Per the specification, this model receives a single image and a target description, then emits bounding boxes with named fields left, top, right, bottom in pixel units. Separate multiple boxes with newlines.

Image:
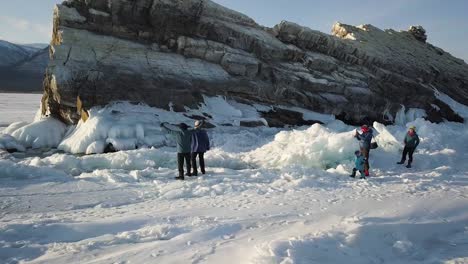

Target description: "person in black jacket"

left=397, top=125, right=420, bottom=168
left=191, top=120, right=210, bottom=176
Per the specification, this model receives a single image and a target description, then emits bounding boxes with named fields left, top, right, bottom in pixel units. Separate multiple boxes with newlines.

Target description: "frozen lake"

left=0, top=93, right=42, bottom=128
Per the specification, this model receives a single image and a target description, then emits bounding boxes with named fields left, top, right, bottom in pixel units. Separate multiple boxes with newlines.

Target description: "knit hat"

left=354, top=150, right=361, bottom=155
left=409, top=125, right=416, bottom=131
left=194, top=120, right=204, bottom=128
left=361, top=125, right=369, bottom=132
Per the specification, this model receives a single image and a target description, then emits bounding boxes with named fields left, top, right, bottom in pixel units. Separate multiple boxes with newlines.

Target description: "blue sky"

left=0, top=0, right=467, bottom=61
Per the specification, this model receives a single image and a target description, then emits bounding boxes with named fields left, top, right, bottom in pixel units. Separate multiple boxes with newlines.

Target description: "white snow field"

left=0, top=93, right=42, bottom=129
left=0, top=93, right=467, bottom=264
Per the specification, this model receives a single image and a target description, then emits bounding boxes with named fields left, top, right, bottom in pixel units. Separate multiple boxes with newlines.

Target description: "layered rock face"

left=43, top=0, right=468, bottom=125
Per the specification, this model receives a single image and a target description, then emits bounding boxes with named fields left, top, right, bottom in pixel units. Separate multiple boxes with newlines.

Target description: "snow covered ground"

left=0, top=93, right=467, bottom=264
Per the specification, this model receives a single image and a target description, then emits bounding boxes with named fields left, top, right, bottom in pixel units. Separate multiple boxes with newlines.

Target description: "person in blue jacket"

left=354, top=124, right=373, bottom=176
left=397, top=125, right=420, bottom=168
left=160, top=122, right=193, bottom=180
left=191, top=120, right=210, bottom=176
left=350, top=150, right=366, bottom=179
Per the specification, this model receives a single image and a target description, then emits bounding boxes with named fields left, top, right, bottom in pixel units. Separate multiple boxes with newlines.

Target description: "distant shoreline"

left=0, top=90, right=43, bottom=94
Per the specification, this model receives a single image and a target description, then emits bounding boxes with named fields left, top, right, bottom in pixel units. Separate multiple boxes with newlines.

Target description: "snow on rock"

left=4, top=97, right=271, bottom=154
left=1, top=122, right=28, bottom=135
left=394, top=106, right=427, bottom=126
left=58, top=102, right=186, bottom=154
left=85, top=140, right=106, bottom=155
left=58, top=113, right=113, bottom=154
left=435, top=90, right=468, bottom=120
left=106, top=138, right=137, bottom=151
left=0, top=134, right=26, bottom=152
left=285, top=106, right=336, bottom=123
left=201, top=96, right=243, bottom=123
left=8, top=117, right=66, bottom=149
left=0, top=96, right=350, bottom=155
left=57, top=99, right=285, bottom=154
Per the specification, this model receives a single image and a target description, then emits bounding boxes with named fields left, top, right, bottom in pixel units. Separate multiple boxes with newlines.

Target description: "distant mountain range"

left=0, top=40, right=49, bottom=93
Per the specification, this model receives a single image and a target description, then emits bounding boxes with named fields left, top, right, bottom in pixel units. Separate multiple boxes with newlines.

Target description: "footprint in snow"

left=222, top=234, right=235, bottom=240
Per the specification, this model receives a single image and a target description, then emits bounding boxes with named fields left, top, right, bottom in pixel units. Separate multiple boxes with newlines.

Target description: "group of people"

left=160, top=120, right=210, bottom=180
left=161, top=120, right=420, bottom=181
left=350, top=124, right=420, bottom=179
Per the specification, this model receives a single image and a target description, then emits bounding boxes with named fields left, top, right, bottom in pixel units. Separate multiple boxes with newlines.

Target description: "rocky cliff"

left=42, top=0, right=468, bottom=125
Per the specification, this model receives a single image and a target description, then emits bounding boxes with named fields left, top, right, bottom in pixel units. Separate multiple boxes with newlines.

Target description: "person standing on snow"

left=160, top=122, right=193, bottom=180
left=191, top=120, right=210, bottom=176
left=397, top=125, right=420, bottom=168
left=354, top=124, right=373, bottom=176
left=350, top=150, right=366, bottom=179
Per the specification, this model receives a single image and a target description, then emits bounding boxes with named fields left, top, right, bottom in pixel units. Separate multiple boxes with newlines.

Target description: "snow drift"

left=1, top=118, right=66, bottom=150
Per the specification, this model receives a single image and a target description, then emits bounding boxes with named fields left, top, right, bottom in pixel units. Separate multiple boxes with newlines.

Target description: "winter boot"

left=364, top=169, right=370, bottom=177
left=397, top=160, right=405, bottom=165
left=175, top=172, right=185, bottom=180
left=349, top=169, right=356, bottom=178
left=406, top=162, right=412, bottom=168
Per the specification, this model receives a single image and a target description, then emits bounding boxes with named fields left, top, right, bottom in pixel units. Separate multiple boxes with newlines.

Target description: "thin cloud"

left=32, top=23, right=51, bottom=38
left=0, top=16, right=31, bottom=31
left=0, top=16, right=51, bottom=43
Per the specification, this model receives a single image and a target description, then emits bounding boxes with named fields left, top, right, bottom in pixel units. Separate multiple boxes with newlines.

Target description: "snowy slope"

left=0, top=41, right=29, bottom=67
left=0, top=40, right=49, bottom=92
left=13, top=47, right=49, bottom=75
left=0, top=93, right=467, bottom=264
left=0, top=40, right=39, bottom=67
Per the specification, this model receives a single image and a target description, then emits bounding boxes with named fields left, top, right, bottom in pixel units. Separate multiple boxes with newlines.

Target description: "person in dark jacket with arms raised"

left=397, top=125, right=420, bottom=168
left=191, top=120, right=210, bottom=176
left=161, top=122, right=193, bottom=180
left=355, top=125, right=373, bottom=177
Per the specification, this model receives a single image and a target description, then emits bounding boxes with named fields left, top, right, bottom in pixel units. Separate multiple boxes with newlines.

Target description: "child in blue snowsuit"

left=350, top=150, right=366, bottom=179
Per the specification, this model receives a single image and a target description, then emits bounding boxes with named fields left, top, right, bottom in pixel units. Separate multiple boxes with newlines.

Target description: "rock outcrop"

left=42, top=0, right=468, bottom=125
